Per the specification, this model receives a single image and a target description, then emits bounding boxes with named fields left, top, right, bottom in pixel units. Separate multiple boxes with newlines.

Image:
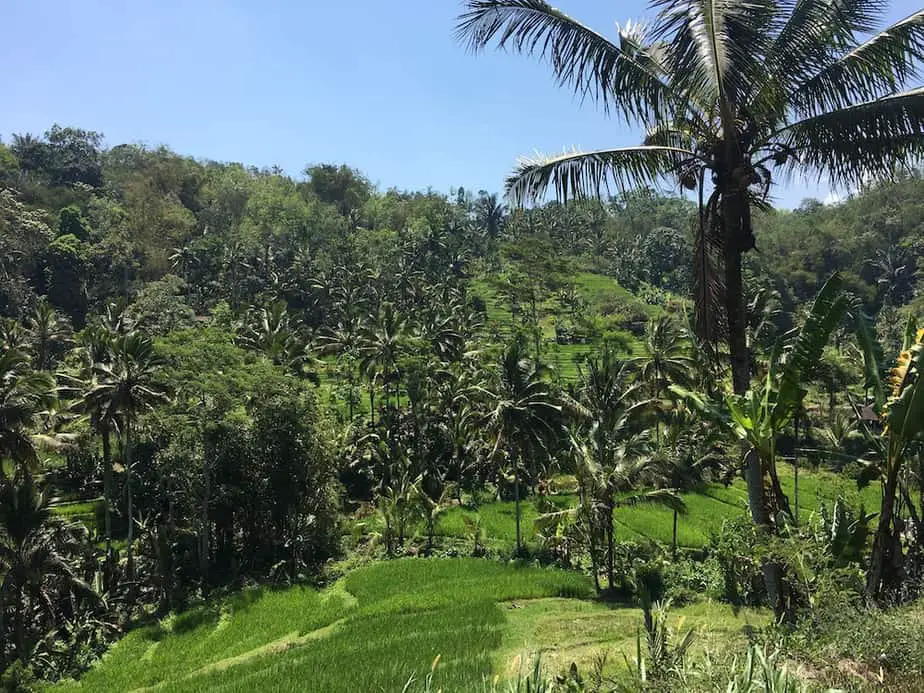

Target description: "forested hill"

left=2, top=126, right=923, bottom=357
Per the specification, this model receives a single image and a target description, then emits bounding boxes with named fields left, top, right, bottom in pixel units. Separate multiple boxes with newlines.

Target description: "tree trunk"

left=514, top=460, right=522, bottom=554
left=606, top=498, right=615, bottom=592
left=867, top=461, right=901, bottom=605
left=15, top=584, right=25, bottom=664
left=200, top=459, right=211, bottom=594
left=369, top=383, right=375, bottom=426
left=724, top=183, right=786, bottom=617
left=102, top=426, right=113, bottom=561
left=672, top=509, right=678, bottom=558
left=723, top=212, right=749, bottom=396
left=125, top=427, right=135, bottom=582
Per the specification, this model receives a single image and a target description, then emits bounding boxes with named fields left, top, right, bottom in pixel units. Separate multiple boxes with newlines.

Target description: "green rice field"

left=55, top=559, right=765, bottom=693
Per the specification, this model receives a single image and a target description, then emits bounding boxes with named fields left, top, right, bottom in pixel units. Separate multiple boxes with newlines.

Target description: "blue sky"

left=2, top=0, right=918, bottom=208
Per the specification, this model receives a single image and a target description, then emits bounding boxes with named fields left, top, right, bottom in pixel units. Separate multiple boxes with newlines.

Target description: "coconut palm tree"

left=71, top=328, right=117, bottom=562
left=480, top=337, right=563, bottom=553
left=0, top=347, right=56, bottom=471
left=457, top=0, right=924, bottom=398
left=572, top=429, right=683, bottom=592
left=474, top=191, right=507, bottom=253
left=657, top=404, right=725, bottom=556
left=0, top=467, right=93, bottom=665
left=84, top=333, right=168, bottom=580
left=359, top=302, right=409, bottom=424
left=25, top=300, right=72, bottom=372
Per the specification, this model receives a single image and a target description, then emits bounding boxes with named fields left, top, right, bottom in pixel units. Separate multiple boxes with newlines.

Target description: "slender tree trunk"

left=125, top=426, right=135, bottom=582
left=867, top=460, right=902, bottom=605
left=369, top=383, right=375, bottom=426
left=514, top=459, right=522, bottom=554
left=793, top=413, right=800, bottom=526
left=102, top=426, right=113, bottom=560
left=15, top=584, right=24, bottom=664
left=0, top=589, right=5, bottom=670
left=200, top=459, right=211, bottom=594
left=724, top=184, right=786, bottom=617
left=672, top=509, right=678, bottom=558
left=606, top=499, right=615, bottom=592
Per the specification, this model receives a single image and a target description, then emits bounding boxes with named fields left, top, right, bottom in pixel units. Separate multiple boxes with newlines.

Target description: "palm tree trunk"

left=867, top=460, right=902, bottom=605
left=0, top=589, right=5, bottom=670
left=369, top=383, right=375, bottom=426
left=125, top=426, right=135, bottom=582
left=14, top=584, right=25, bottom=663
left=724, top=214, right=750, bottom=396
left=724, top=186, right=786, bottom=616
left=606, top=499, right=615, bottom=592
left=514, top=459, right=522, bottom=554
left=200, top=458, right=211, bottom=594
left=672, top=508, right=678, bottom=558
left=102, top=426, right=113, bottom=560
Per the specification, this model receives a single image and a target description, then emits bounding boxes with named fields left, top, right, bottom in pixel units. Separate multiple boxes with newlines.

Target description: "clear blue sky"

left=2, top=0, right=918, bottom=208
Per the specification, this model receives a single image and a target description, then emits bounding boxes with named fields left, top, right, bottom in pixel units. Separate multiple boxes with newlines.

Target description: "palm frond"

left=766, top=0, right=885, bottom=89
left=505, top=146, right=697, bottom=205
left=790, top=10, right=924, bottom=115
left=654, top=0, right=777, bottom=107
left=456, top=0, right=679, bottom=121
left=618, top=488, right=688, bottom=514
left=776, top=87, right=924, bottom=187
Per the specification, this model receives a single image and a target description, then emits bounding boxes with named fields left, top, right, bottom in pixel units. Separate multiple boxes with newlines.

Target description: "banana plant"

left=865, top=324, right=924, bottom=604
left=727, top=274, right=853, bottom=532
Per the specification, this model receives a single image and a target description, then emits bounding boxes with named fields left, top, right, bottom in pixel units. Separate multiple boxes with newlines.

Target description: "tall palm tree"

left=657, top=403, right=725, bottom=556
left=0, top=467, right=93, bottom=665
left=25, top=300, right=72, bottom=372
left=72, top=328, right=117, bottom=561
left=573, top=430, right=683, bottom=592
left=84, top=333, right=168, bottom=580
left=359, top=302, right=409, bottom=423
left=480, top=337, right=563, bottom=552
left=0, top=347, right=56, bottom=471
left=474, top=191, right=507, bottom=253
left=457, top=0, right=924, bottom=397
left=634, top=316, right=693, bottom=398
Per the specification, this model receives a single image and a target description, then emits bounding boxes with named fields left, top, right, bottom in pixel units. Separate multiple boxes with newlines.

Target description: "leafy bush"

left=709, top=517, right=767, bottom=607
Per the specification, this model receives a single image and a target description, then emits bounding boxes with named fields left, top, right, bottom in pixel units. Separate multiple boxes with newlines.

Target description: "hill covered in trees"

left=2, top=126, right=924, bottom=691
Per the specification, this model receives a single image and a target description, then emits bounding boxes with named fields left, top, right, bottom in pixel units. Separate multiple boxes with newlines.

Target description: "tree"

left=480, top=337, right=562, bottom=553
left=865, top=325, right=924, bottom=604
left=25, top=300, right=72, bottom=372
left=0, top=467, right=93, bottom=665
left=456, top=0, right=924, bottom=394
left=474, top=191, right=506, bottom=254
left=657, top=403, right=724, bottom=556
left=359, top=302, right=409, bottom=424
left=566, top=345, right=683, bottom=589
left=84, top=333, right=168, bottom=580
left=572, top=431, right=683, bottom=592
left=724, top=274, right=859, bottom=614
left=0, top=348, right=56, bottom=471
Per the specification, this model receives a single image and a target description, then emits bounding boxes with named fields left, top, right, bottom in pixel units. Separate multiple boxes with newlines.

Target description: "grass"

left=57, top=559, right=763, bottom=693
left=469, top=269, right=648, bottom=383
left=50, top=499, right=102, bottom=531
left=428, top=466, right=882, bottom=551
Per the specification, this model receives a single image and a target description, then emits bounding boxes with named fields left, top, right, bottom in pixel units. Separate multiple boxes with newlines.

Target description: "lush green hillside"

left=55, top=559, right=763, bottom=693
